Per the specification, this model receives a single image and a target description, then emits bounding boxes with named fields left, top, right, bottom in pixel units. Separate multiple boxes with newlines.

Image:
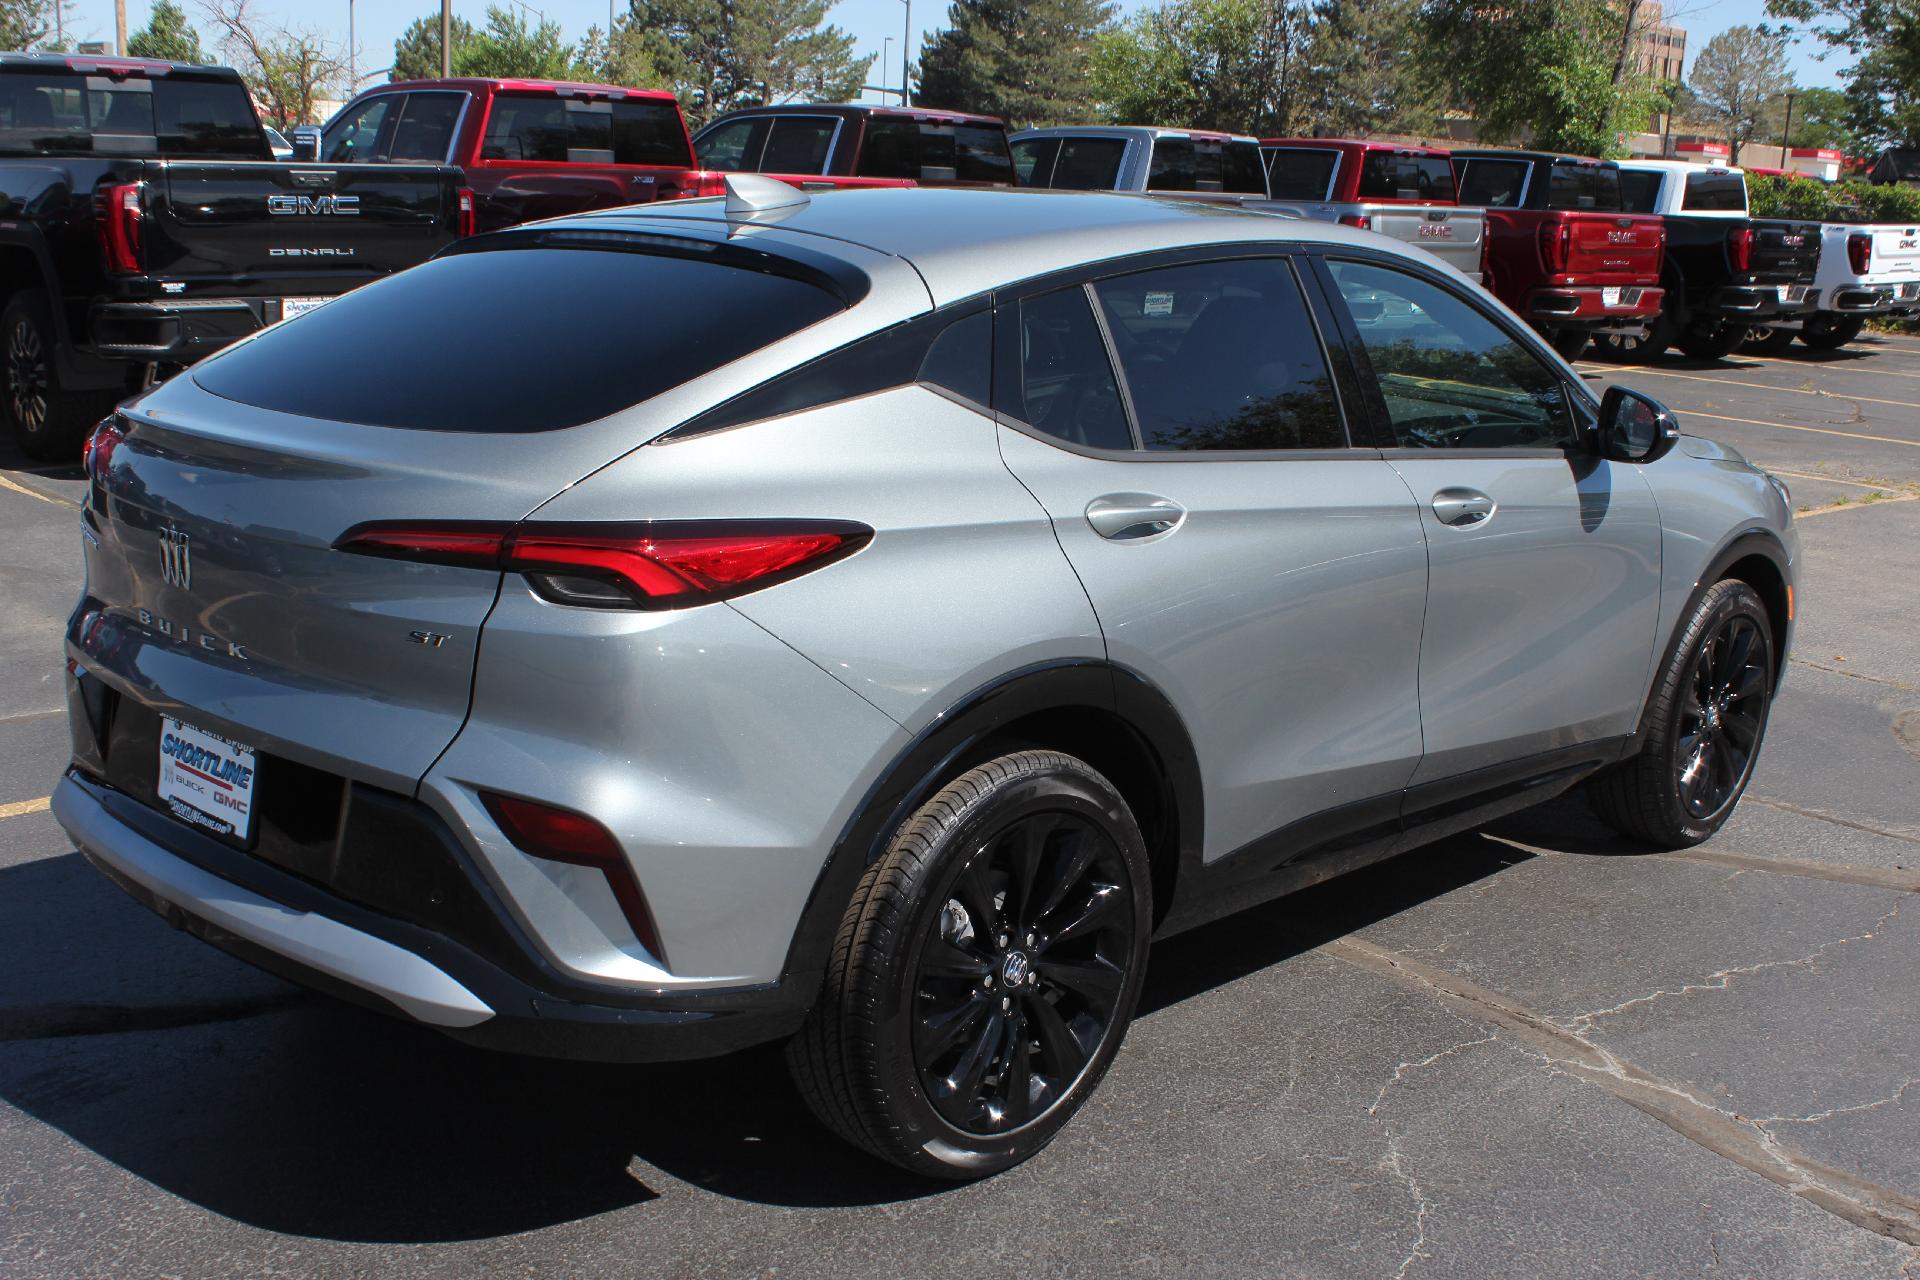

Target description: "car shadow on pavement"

left=0, top=832, right=1538, bottom=1239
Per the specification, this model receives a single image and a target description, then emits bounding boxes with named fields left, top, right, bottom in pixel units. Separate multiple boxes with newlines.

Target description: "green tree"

left=204, top=0, right=344, bottom=128
left=1687, top=25, right=1794, bottom=162
left=625, top=0, right=870, bottom=128
left=0, top=0, right=58, bottom=50
left=460, top=6, right=589, bottom=78
left=915, top=0, right=1113, bottom=126
left=1090, top=0, right=1313, bottom=134
left=1421, top=0, right=1662, bottom=157
left=1767, top=0, right=1920, bottom=148
left=1304, top=0, right=1439, bottom=137
left=392, top=12, right=477, bottom=81
left=575, top=19, right=669, bottom=86
left=128, top=0, right=207, bottom=62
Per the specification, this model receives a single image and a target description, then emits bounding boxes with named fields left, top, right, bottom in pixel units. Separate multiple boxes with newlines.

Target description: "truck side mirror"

left=288, top=127, right=321, bottom=162
left=1598, top=385, right=1680, bottom=463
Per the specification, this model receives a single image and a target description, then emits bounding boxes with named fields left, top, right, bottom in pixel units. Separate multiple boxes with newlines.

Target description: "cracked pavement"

left=3, top=335, right=1920, bottom=1277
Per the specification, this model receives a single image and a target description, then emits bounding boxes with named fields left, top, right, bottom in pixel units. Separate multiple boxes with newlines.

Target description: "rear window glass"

left=1146, top=137, right=1266, bottom=194
left=1682, top=171, right=1748, bottom=212
left=860, top=117, right=1012, bottom=184
left=1546, top=162, right=1621, bottom=211
left=0, top=72, right=265, bottom=160
left=1455, top=158, right=1529, bottom=207
left=1266, top=148, right=1339, bottom=200
left=192, top=247, right=843, bottom=432
left=1355, top=152, right=1455, bottom=202
left=1617, top=169, right=1663, bottom=214
left=481, top=93, right=692, bottom=167
left=1052, top=137, right=1127, bottom=190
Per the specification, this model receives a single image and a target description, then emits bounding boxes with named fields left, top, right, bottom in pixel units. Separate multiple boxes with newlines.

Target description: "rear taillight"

left=677, top=171, right=728, bottom=199
left=82, top=416, right=124, bottom=479
left=99, top=182, right=143, bottom=274
left=335, top=519, right=872, bottom=609
left=1539, top=222, right=1572, bottom=274
left=1847, top=232, right=1871, bottom=275
left=455, top=187, right=477, bottom=237
left=1338, top=214, right=1371, bottom=230
left=1730, top=226, right=1755, bottom=274
left=481, top=792, right=666, bottom=964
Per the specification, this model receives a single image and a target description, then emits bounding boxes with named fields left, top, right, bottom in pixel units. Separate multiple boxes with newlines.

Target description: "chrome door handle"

left=1086, top=494, right=1185, bottom=540
left=1431, top=488, right=1496, bottom=527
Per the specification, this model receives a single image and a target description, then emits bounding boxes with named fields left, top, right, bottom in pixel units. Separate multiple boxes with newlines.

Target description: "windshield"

left=0, top=72, right=267, bottom=160
left=1355, top=152, right=1456, bottom=202
left=1265, top=148, right=1339, bottom=200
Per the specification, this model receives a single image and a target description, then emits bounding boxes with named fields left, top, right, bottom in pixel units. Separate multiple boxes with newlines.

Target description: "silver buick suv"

left=55, top=180, right=1797, bottom=1178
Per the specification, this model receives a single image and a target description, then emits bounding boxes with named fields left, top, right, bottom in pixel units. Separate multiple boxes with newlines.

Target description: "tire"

left=1547, top=327, right=1590, bottom=360
left=786, top=749, right=1153, bottom=1179
left=1799, top=314, right=1865, bottom=351
left=1, top=291, right=117, bottom=462
left=1587, top=579, right=1774, bottom=848
left=1674, top=321, right=1747, bottom=360
left=1593, top=310, right=1674, bottom=363
left=1741, top=326, right=1797, bottom=355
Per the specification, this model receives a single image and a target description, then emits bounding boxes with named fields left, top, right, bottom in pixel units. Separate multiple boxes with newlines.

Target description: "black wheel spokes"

left=913, top=809, right=1135, bottom=1135
left=1677, top=614, right=1769, bottom=819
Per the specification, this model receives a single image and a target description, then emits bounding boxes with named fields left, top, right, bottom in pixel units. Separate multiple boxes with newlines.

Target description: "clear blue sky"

left=58, top=0, right=1850, bottom=98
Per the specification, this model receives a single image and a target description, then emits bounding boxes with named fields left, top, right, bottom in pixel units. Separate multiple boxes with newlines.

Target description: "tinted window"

left=1455, top=158, right=1529, bottom=207
left=1546, top=162, right=1621, bottom=211
left=1266, top=148, right=1339, bottom=200
left=860, top=117, right=1012, bottom=184
left=1093, top=259, right=1343, bottom=451
left=1617, top=169, right=1663, bottom=214
left=387, top=91, right=462, bottom=162
left=1052, top=137, right=1127, bottom=190
left=760, top=116, right=836, bottom=174
left=696, top=117, right=764, bottom=171
left=481, top=94, right=689, bottom=166
left=0, top=73, right=263, bottom=160
left=1012, top=137, right=1058, bottom=186
left=1683, top=171, right=1748, bottom=212
left=612, top=99, right=695, bottom=166
left=1014, top=287, right=1130, bottom=450
left=1328, top=260, right=1575, bottom=450
left=919, top=310, right=992, bottom=404
left=1355, top=152, right=1456, bottom=202
left=320, top=94, right=395, bottom=162
left=1146, top=137, right=1266, bottom=193
left=193, top=248, right=843, bottom=433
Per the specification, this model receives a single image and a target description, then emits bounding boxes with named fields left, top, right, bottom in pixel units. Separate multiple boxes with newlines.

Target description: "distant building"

left=1631, top=2, right=1687, bottom=81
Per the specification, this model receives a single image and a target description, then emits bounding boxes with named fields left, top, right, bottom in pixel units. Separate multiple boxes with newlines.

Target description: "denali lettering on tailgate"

left=266, top=194, right=360, bottom=215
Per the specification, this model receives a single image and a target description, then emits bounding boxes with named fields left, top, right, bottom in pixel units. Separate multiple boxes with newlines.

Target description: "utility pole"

left=901, top=0, right=910, bottom=108
left=441, top=0, right=452, bottom=77
left=348, top=0, right=355, bottom=93
left=114, top=0, right=126, bottom=55
left=1780, top=90, right=1798, bottom=167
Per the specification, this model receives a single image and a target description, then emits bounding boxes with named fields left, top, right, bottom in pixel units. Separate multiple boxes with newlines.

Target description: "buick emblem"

left=158, top=526, right=192, bottom=589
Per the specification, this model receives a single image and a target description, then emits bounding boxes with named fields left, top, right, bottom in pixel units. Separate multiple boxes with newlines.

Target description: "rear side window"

left=1455, top=158, right=1529, bottom=207
left=1683, top=171, right=1748, bottom=212
left=193, top=248, right=843, bottom=432
left=481, top=94, right=693, bottom=167
left=1618, top=169, right=1663, bottom=214
left=761, top=116, right=836, bottom=173
left=860, top=117, right=1013, bottom=184
left=0, top=73, right=264, bottom=160
left=1355, top=152, right=1456, bottom=202
left=1011, top=287, right=1131, bottom=450
left=612, top=99, right=695, bottom=166
left=1547, top=162, right=1621, bottom=211
left=1093, top=259, right=1343, bottom=451
left=1147, top=138, right=1266, bottom=194
left=1266, top=148, right=1339, bottom=200
left=387, top=91, right=463, bottom=162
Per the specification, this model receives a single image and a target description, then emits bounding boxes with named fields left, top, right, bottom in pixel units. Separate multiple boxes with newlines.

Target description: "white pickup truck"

left=1793, top=218, right=1920, bottom=350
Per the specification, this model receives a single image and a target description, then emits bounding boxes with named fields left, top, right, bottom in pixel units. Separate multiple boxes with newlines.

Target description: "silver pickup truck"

left=1011, top=126, right=1487, bottom=284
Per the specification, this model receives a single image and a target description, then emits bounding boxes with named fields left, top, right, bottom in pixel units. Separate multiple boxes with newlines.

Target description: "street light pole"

left=901, top=0, right=910, bottom=108
left=348, top=0, right=355, bottom=95
left=1780, top=90, right=1798, bottom=167
left=441, top=0, right=452, bottom=77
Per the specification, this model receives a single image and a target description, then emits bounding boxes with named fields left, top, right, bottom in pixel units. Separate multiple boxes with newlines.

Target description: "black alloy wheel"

left=1800, top=314, right=1865, bottom=351
left=1673, top=611, right=1770, bottom=822
left=5, top=308, right=49, bottom=436
left=0, top=290, right=118, bottom=461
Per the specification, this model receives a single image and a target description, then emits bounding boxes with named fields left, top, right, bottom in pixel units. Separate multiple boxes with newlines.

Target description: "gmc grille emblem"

left=267, top=193, right=360, bottom=216
left=158, top=526, right=191, bottom=589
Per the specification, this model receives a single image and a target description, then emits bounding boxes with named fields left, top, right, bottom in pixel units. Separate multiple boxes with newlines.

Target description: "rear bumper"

left=1820, top=280, right=1920, bottom=315
left=53, top=769, right=809, bottom=1062
left=1703, top=284, right=1816, bottom=322
left=87, top=298, right=275, bottom=364
left=1524, top=285, right=1664, bottom=325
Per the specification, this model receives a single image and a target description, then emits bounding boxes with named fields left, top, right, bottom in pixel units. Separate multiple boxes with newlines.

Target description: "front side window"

left=1328, top=259, right=1576, bottom=450
left=696, top=117, right=764, bottom=171
left=1093, top=259, right=1343, bottom=451
left=1682, top=171, right=1747, bottom=212
left=387, top=91, right=463, bottom=162
left=1014, top=286, right=1131, bottom=450
left=320, top=94, right=396, bottom=163
left=1266, top=148, right=1340, bottom=200
left=760, top=116, right=836, bottom=174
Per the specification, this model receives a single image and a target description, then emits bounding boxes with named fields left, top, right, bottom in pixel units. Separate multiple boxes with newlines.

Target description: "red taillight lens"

left=335, top=519, right=872, bottom=608
left=481, top=792, right=666, bottom=964
left=1730, top=227, right=1755, bottom=273
left=99, top=181, right=143, bottom=274
left=675, top=171, right=728, bottom=199
left=82, top=416, right=124, bottom=479
left=455, top=186, right=477, bottom=237
left=1847, top=232, right=1871, bottom=275
left=1539, top=222, right=1572, bottom=274
left=1338, top=214, right=1371, bottom=230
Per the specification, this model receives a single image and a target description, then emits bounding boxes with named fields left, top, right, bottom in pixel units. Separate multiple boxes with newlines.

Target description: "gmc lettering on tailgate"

left=266, top=194, right=360, bottom=216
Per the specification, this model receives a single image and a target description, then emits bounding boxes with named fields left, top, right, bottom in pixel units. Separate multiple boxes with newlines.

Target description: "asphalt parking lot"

left=2, top=333, right=1918, bottom=1279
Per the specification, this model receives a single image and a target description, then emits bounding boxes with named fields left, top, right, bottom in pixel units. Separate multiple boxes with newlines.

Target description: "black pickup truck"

left=0, top=53, right=467, bottom=458
left=1607, top=161, right=1822, bottom=361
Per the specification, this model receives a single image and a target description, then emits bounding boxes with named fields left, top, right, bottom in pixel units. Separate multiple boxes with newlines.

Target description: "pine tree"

left=627, top=0, right=870, bottom=129
left=916, top=0, right=1114, bottom=127
left=127, top=0, right=207, bottom=63
left=392, top=12, right=477, bottom=81
left=1305, top=0, right=1438, bottom=137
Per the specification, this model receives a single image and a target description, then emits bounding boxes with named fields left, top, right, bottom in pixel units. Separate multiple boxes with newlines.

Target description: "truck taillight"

left=99, top=182, right=143, bottom=274
left=1538, top=223, right=1571, bottom=274
left=678, top=171, right=728, bottom=199
left=1729, top=227, right=1755, bottom=273
left=1847, top=232, right=1871, bottom=275
left=1338, top=214, right=1371, bottom=230
left=455, top=187, right=477, bottom=237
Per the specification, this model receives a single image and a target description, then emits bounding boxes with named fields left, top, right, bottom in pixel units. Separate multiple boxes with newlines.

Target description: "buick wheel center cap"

left=1001, top=951, right=1031, bottom=987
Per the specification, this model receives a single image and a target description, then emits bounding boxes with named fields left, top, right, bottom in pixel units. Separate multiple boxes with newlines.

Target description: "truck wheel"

left=1593, top=311, right=1674, bottom=363
left=1741, top=326, right=1797, bottom=355
left=1799, top=315, right=1865, bottom=351
left=786, top=750, right=1152, bottom=1179
left=1547, top=328, right=1590, bottom=360
left=1674, top=321, right=1746, bottom=361
left=2, top=291, right=117, bottom=462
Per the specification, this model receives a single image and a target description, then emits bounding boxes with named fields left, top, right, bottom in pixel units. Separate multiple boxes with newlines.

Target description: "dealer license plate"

left=281, top=296, right=330, bottom=321
left=1602, top=287, right=1621, bottom=307
left=157, top=718, right=257, bottom=841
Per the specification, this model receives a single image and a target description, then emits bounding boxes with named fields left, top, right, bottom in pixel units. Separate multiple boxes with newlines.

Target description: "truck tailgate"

left=1365, top=206, right=1486, bottom=280
left=1868, top=224, right=1920, bottom=279
left=1747, top=219, right=1822, bottom=283
left=150, top=161, right=460, bottom=285
left=1562, top=214, right=1663, bottom=283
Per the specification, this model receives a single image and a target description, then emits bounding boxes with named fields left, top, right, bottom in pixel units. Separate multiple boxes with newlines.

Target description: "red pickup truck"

left=303, top=78, right=710, bottom=233
left=1449, top=150, right=1667, bottom=359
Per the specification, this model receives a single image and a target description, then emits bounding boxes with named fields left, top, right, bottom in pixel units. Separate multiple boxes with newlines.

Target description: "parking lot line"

left=0, top=796, right=51, bottom=820
left=1795, top=493, right=1920, bottom=518
left=1766, top=468, right=1907, bottom=490
left=1577, top=363, right=1920, bottom=410
left=1747, top=795, right=1920, bottom=846
left=1489, top=833, right=1920, bottom=894
left=0, top=472, right=73, bottom=507
left=1665, top=408, right=1920, bottom=447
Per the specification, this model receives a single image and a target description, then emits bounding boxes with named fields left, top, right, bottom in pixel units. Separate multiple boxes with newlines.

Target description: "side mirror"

left=288, top=126, right=321, bottom=162
left=1598, top=385, right=1680, bottom=463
